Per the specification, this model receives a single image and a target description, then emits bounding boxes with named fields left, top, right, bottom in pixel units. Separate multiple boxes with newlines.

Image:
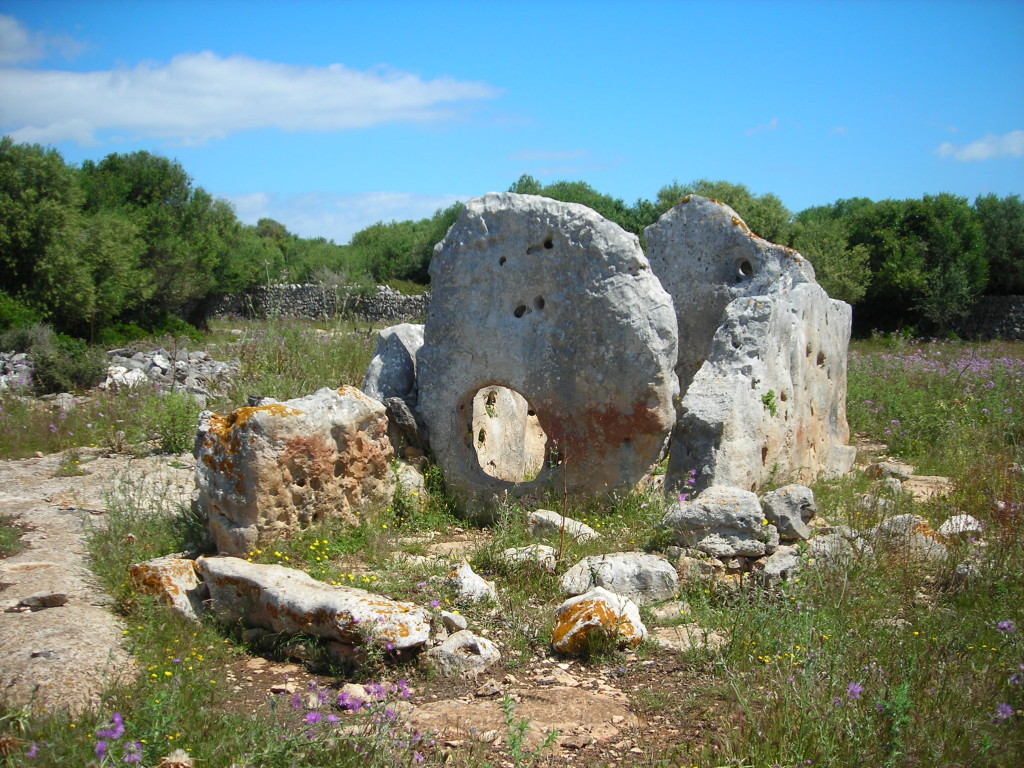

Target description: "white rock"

left=526, top=509, right=600, bottom=542
left=447, top=562, right=497, bottom=603
left=439, top=610, right=468, bottom=633
left=197, top=556, right=430, bottom=651
left=129, top=556, right=206, bottom=622
left=424, top=630, right=501, bottom=677
left=418, top=193, right=678, bottom=508
left=194, top=386, right=394, bottom=555
left=559, top=552, right=678, bottom=606
left=662, top=485, right=778, bottom=557
left=938, top=514, right=983, bottom=537
left=361, top=323, right=424, bottom=403
left=500, top=544, right=559, bottom=573
left=646, top=196, right=856, bottom=494
left=760, top=484, right=817, bottom=541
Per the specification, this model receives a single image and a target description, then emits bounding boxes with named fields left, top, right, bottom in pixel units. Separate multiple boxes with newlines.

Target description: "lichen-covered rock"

left=760, top=484, right=817, bottom=541
left=645, top=196, right=855, bottom=494
left=559, top=552, right=678, bottom=606
left=423, top=630, right=501, bottom=677
left=129, top=556, right=206, bottom=621
left=196, top=556, right=430, bottom=651
left=551, top=587, right=647, bottom=655
left=194, top=386, right=394, bottom=555
left=418, top=193, right=678, bottom=509
left=661, top=485, right=778, bottom=558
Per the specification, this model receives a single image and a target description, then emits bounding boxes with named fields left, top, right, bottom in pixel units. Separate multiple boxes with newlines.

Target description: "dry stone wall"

left=211, top=284, right=429, bottom=323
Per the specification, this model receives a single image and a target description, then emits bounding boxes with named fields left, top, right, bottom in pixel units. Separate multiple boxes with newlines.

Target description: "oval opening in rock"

left=469, top=385, right=548, bottom=483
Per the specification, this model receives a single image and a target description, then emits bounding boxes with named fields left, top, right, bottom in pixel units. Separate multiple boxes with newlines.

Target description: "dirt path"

left=0, top=450, right=194, bottom=714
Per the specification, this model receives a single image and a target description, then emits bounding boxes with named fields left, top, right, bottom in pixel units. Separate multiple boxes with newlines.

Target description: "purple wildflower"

left=123, top=741, right=143, bottom=764
left=994, top=703, right=1013, bottom=722
left=95, top=740, right=108, bottom=760
left=414, top=752, right=425, bottom=763
left=430, top=600, right=440, bottom=608
left=291, top=693, right=301, bottom=710
left=305, top=711, right=323, bottom=725
left=25, top=742, right=38, bottom=759
left=846, top=682, right=864, bottom=700
left=997, top=620, right=1016, bottom=634
left=832, top=696, right=842, bottom=706
left=97, top=712, right=126, bottom=740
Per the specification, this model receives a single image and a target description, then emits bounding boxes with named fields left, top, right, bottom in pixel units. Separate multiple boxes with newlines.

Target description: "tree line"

left=1, top=137, right=1021, bottom=341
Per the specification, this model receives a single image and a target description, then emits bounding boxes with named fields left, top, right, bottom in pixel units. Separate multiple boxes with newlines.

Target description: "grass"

left=0, top=326, right=1021, bottom=766
left=0, top=514, right=27, bottom=559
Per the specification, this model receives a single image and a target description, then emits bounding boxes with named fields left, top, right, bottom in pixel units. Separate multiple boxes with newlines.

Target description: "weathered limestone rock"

left=760, top=484, right=817, bottom=541
left=645, top=196, right=856, bottom=494
left=938, top=514, right=983, bottom=538
left=551, top=587, right=647, bottom=655
left=500, top=544, right=559, bottom=573
left=129, top=556, right=207, bottom=621
left=361, top=323, right=424, bottom=404
left=650, top=624, right=726, bottom=653
left=418, top=193, right=678, bottom=508
left=447, top=562, right=498, bottom=603
left=559, top=552, right=678, bottom=606
left=197, top=556, right=430, bottom=651
left=752, top=544, right=802, bottom=584
left=423, top=630, right=501, bottom=677
left=661, top=485, right=778, bottom=558
left=194, top=386, right=394, bottom=555
left=871, top=514, right=948, bottom=562
left=526, top=509, right=600, bottom=542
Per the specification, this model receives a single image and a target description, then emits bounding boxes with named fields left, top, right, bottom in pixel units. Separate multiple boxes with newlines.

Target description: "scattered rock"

left=527, top=509, right=600, bottom=542
left=661, top=485, right=778, bottom=557
left=647, top=600, right=692, bottom=623
left=361, top=323, right=424, bottom=404
left=938, top=514, right=983, bottom=538
left=650, top=624, right=726, bottom=653
left=447, top=562, right=498, bottom=603
left=760, top=484, right=817, bottom=541
left=752, top=544, right=802, bottom=583
left=423, top=630, right=501, bottom=677
left=559, top=552, right=678, bottom=606
left=129, top=556, right=207, bottom=621
left=871, top=514, right=947, bottom=562
left=439, top=610, right=468, bottom=633
left=551, top=587, right=647, bottom=655
left=866, top=461, right=913, bottom=480
left=500, top=544, right=558, bottom=573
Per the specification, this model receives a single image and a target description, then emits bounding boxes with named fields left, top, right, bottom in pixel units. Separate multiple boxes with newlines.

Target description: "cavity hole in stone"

left=534, top=296, right=545, bottom=310
left=469, top=385, right=547, bottom=483
left=499, top=256, right=507, bottom=266
left=806, top=343, right=813, bottom=356
left=737, top=259, right=754, bottom=280
left=816, top=351, right=826, bottom=367
left=514, top=305, right=531, bottom=318
left=780, top=391, right=788, bottom=401
left=761, top=445, right=768, bottom=465
left=544, top=237, right=554, bottom=249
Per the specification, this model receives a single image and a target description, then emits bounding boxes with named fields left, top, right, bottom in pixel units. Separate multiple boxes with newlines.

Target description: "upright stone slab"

left=418, top=193, right=678, bottom=508
left=195, top=386, right=394, bottom=555
left=645, top=196, right=856, bottom=493
left=362, top=323, right=424, bottom=404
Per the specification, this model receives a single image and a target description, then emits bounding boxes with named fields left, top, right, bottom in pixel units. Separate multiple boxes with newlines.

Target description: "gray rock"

left=871, top=514, right=947, bottom=562
left=646, top=195, right=856, bottom=494
left=661, top=485, right=778, bottom=557
left=447, top=562, right=497, bottom=603
left=559, top=552, right=678, bottom=606
left=752, top=544, right=801, bottom=583
left=760, top=484, right=817, bottom=541
left=362, top=323, right=424, bottom=404
left=439, top=610, right=468, bottom=633
left=526, top=509, right=599, bottom=543
left=500, top=544, right=558, bottom=573
left=938, top=514, right=983, bottom=538
left=417, top=193, right=678, bottom=509
left=424, top=630, right=501, bottom=677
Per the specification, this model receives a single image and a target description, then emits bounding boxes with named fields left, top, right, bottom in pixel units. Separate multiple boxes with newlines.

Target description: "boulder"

left=194, top=386, right=394, bottom=555
left=760, top=484, right=817, bottom=541
left=500, top=544, right=559, bottom=573
left=871, top=514, right=947, bottom=562
left=645, top=196, right=856, bottom=494
left=361, top=323, right=424, bottom=404
left=423, top=630, right=501, bottom=677
left=752, top=544, right=801, bottom=584
left=129, top=556, right=207, bottom=621
left=559, top=552, right=678, bottom=606
left=447, top=562, right=498, bottom=603
left=417, top=193, right=678, bottom=509
left=661, top=485, right=778, bottom=558
left=938, top=514, right=983, bottom=538
left=551, top=587, right=647, bottom=655
left=196, top=556, right=430, bottom=651
left=526, top=509, right=599, bottom=542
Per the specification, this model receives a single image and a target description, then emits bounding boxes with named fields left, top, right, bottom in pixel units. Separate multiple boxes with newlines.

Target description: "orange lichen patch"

left=730, top=215, right=752, bottom=236
left=552, top=598, right=640, bottom=654
left=129, top=559, right=199, bottom=602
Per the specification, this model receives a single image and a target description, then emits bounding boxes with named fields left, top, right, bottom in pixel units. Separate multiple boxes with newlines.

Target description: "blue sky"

left=1, top=0, right=1021, bottom=244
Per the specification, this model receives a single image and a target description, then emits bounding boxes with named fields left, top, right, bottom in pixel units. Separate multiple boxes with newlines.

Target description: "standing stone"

left=362, top=323, right=424, bottom=404
left=645, top=196, right=856, bottom=494
left=418, top=193, right=678, bottom=510
left=194, top=386, right=394, bottom=555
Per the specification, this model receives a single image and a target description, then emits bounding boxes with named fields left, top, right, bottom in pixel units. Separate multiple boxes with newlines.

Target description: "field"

left=0, top=321, right=1021, bottom=767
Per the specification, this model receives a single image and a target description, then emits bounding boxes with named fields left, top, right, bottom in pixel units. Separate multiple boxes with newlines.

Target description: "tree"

left=974, top=194, right=1024, bottom=295
left=656, top=179, right=793, bottom=243
left=790, top=212, right=871, bottom=305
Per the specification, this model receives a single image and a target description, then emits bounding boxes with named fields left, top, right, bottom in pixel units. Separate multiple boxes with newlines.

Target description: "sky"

left=1, top=0, right=1022, bottom=244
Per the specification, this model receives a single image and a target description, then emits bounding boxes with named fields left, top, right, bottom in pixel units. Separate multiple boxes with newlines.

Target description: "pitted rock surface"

left=417, top=193, right=678, bottom=508
left=646, top=195, right=855, bottom=493
left=194, top=386, right=394, bottom=555
left=197, top=556, right=431, bottom=651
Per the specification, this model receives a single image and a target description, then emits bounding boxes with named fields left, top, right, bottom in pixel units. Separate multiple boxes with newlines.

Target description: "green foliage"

left=657, top=178, right=794, bottom=243
left=347, top=203, right=463, bottom=284
left=0, top=513, right=27, bottom=559
left=0, top=323, right=106, bottom=394
left=974, top=193, right=1024, bottom=295
left=0, top=289, right=39, bottom=331
left=790, top=211, right=872, bottom=304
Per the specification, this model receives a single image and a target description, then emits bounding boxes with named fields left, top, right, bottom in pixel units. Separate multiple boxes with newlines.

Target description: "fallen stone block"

left=527, top=509, right=599, bottom=542
left=194, top=386, right=394, bottom=555
left=196, top=556, right=431, bottom=652
left=129, top=555, right=207, bottom=622
left=423, top=630, right=501, bottom=677
left=447, top=562, right=498, bottom=603
left=662, top=485, right=778, bottom=558
left=500, top=544, right=558, bottom=573
left=551, top=587, right=647, bottom=655
left=559, top=552, right=678, bottom=606
left=760, top=484, right=817, bottom=541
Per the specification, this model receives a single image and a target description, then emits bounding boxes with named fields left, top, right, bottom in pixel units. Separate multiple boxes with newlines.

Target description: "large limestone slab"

left=194, top=386, right=394, bottom=555
left=418, top=193, right=678, bottom=508
left=645, top=195, right=856, bottom=493
left=361, top=322, right=424, bottom=404
left=197, top=556, right=431, bottom=651
left=559, top=552, right=679, bottom=606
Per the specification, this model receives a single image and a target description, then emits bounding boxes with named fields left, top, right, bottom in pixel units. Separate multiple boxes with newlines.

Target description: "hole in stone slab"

left=737, top=259, right=754, bottom=281
left=468, top=385, right=548, bottom=482
left=780, top=391, right=788, bottom=401
left=533, top=296, right=545, bottom=310
left=816, top=351, right=826, bottom=368
left=761, top=445, right=768, bottom=465
left=514, top=305, right=531, bottom=318
left=806, top=343, right=813, bottom=357
left=499, top=256, right=507, bottom=266
left=544, top=237, right=554, bottom=249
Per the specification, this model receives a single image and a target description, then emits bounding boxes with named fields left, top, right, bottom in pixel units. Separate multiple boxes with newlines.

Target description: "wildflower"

left=123, top=741, right=143, bottom=763
left=25, top=742, right=38, bottom=759
left=304, top=711, right=323, bottom=725
left=95, top=740, right=108, bottom=760
left=291, top=693, right=301, bottom=710
left=846, top=682, right=864, bottom=699
left=993, top=702, right=1013, bottom=722
left=413, top=752, right=424, bottom=763
left=430, top=600, right=440, bottom=608
left=97, top=712, right=126, bottom=740
left=997, top=620, right=1016, bottom=634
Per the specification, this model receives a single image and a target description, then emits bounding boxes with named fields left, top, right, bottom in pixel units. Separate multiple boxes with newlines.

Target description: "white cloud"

left=935, top=130, right=1024, bottom=162
left=226, top=190, right=467, bottom=244
left=746, top=117, right=779, bottom=136
left=0, top=50, right=499, bottom=146
left=0, top=15, right=85, bottom=65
